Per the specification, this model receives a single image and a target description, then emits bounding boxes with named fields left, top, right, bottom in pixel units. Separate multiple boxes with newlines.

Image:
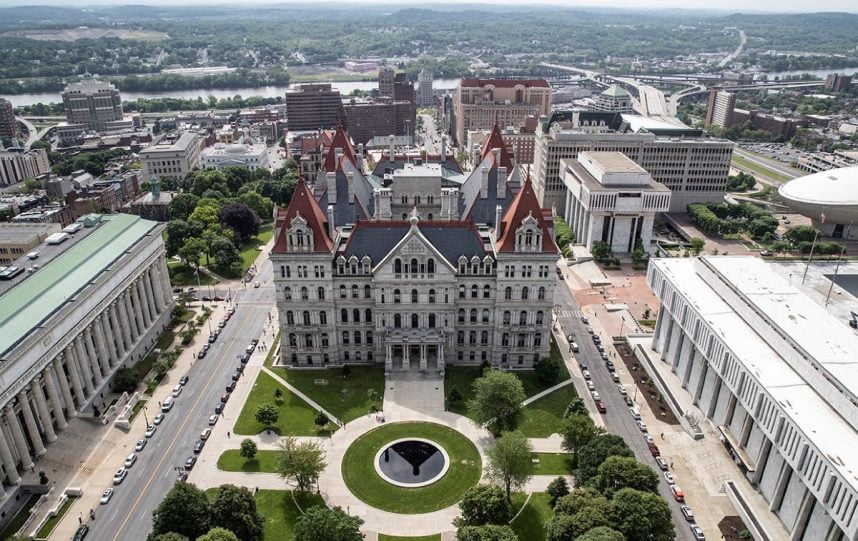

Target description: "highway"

left=88, top=263, right=275, bottom=541
left=553, top=272, right=696, bottom=541
left=734, top=148, right=800, bottom=182
left=718, top=30, right=747, bottom=68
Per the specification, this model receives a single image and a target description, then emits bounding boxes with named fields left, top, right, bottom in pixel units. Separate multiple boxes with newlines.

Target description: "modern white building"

left=0, top=213, right=172, bottom=503
left=561, top=152, right=670, bottom=253
left=778, top=166, right=858, bottom=240
left=648, top=256, right=858, bottom=541
left=201, top=140, right=270, bottom=171
left=139, top=132, right=201, bottom=181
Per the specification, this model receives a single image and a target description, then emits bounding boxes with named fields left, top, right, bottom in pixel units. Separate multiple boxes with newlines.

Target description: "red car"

left=648, top=443, right=661, bottom=457
left=595, top=401, right=607, bottom=413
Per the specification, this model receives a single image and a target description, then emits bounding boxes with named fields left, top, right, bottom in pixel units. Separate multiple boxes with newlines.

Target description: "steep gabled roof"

left=321, top=124, right=357, bottom=173
left=479, top=123, right=514, bottom=171
left=272, top=177, right=332, bottom=253
left=496, top=173, right=556, bottom=253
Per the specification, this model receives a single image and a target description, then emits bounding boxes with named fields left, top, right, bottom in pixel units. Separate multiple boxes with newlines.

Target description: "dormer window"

left=287, top=214, right=313, bottom=253
left=514, top=214, right=541, bottom=253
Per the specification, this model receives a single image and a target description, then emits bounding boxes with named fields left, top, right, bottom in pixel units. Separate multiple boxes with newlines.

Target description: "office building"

left=705, top=90, right=737, bottom=129
left=272, top=124, right=557, bottom=370
left=139, top=132, right=201, bottom=181
left=732, top=109, right=806, bottom=141
left=0, top=214, right=172, bottom=505
left=454, top=78, right=551, bottom=147
left=533, top=111, right=734, bottom=212
left=10, top=204, right=74, bottom=226
left=61, top=75, right=124, bottom=132
left=560, top=152, right=670, bottom=253
left=0, top=99, right=15, bottom=141
left=0, top=223, right=60, bottom=265
left=467, top=117, right=538, bottom=165
left=418, top=69, right=434, bottom=107
left=648, top=256, right=858, bottom=541
left=394, top=73, right=416, bottom=106
left=285, top=84, right=345, bottom=132
left=201, top=140, right=270, bottom=171
left=0, top=149, right=50, bottom=187
left=593, top=85, right=633, bottom=113
left=378, top=66, right=395, bottom=98
left=825, top=73, right=853, bottom=93
left=66, top=184, right=123, bottom=219
left=343, top=100, right=415, bottom=146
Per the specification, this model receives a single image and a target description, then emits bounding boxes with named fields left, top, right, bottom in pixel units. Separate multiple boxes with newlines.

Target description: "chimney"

left=346, top=171, right=354, bottom=202
left=440, top=136, right=446, bottom=161
left=495, top=205, right=503, bottom=232
left=497, top=166, right=507, bottom=199
left=326, top=171, right=337, bottom=200
left=377, top=188, right=392, bottom=220
left=389, top=135, right=395, bottom=159
left=327, top=205, right=336, bottom=240
left=480, top=165, right=489, bottom=198
left=357, top=143, right=364, bottom=169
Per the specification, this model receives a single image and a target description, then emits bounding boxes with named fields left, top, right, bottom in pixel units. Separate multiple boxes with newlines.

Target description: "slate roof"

left=272, top=177, right=332, bottom=253
left=321, top=124, right=357, bottom=172
left=372, top=154, right=462, bottom=177
left=316, top=160, right=376, bottom=227
left=342, top=220, right=486, bottom=267
left=461, top=154, right=519, bottom=228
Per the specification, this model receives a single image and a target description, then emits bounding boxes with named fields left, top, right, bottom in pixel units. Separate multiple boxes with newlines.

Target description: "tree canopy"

left=467, top=369, right=526, bottom=435
left=485, top=431, right=533, bottom=501
left=293, top=506, right=363, bottom=541
left=277, top=436, right=326, bottom=492
left=454, top=484, right=513, bottom=528
left=151, top=483, right=211, bottom=540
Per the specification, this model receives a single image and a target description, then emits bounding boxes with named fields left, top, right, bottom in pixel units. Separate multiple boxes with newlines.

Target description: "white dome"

left=224, top=143, right=248, bottom=154
left=778, top=166, right=858, bottom=224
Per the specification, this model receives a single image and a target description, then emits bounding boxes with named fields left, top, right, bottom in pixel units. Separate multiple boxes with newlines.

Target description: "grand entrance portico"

left=384, top=330, right=446, bottom=375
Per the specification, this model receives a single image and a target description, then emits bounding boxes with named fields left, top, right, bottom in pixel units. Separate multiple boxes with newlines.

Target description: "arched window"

left=304, top=335, right=313, bottom=348
left=394, top=289, right=401, bottom=303
left=411, top=289, right=418, bottom=303
left=482, top=309, right=490, bottom=323
left=301, top=287, right=308, bottom=300
left=340, top=309, right=348, bottom=323
left=302, top=311, right=311, bottom=325
left=339, top=285, right=346, bottom=299
left=503, top=311, right=511, bottom=325
left=317, top=286, right=325, bottom=300
left=429, top=314, right=436, bottom=328
left=394, top=259, right=402, bottom=274
left=365, top=308, right=372, bottom=323
left=483, top=285, right=491, bottom=298
left=394, top=314, right=402, bottom=328
left=401, top=194, right=408, bottom=204
left=525, top=230, right=533, bottom=246
left=354, top=331, right=361, bottom=345
left=534, top=333, right=543, bottom=347
left=458, top=309, right=466, bottom=323
left=502, top=333, right=510, bottom=347
left=415, top=195, right=421, bottom=205
left=364, top=285, right=372, bottom=299
left=288, top=333, right=297, bottom=347
left=284, top=287, right=292, bottom=300
left=458, top=285, right=466, bottom=298
left=538, top=287, right=545, bottom=300
left=481, top=331, right=489, bottom=345
left=471, top=284, right=478, bottom=298
left=411, top=313, right=419, bottom=328
left=353, top=309, right=360, bottom=323
left=320, top=311, right=327, bottom=325
left=367, top=331, right=373, bottom=345
left=457, top=331, right=465, bottom=345
left=427, top=258, right=435, bottom=274
left=504, top=287, right=512, bottom=300
left=342, top=331, right=349, bottom=345
left=296, top=230, right=304, bottom=246
left=410, top=258, right=418, bottom=274
left=428, top=289, right=436, bottom=303
left=286, top=311, right=294, bottom=325
left=470, top=309, right=477, bottom=323
left=321, top=333, right=329, bottom=347
left=427, top=213, right=433, bottom=220
left=536, top=311, right=544, bottom=325
left=519, top=311, right=528, bottom=325
left=521, top=287, right=529, bottom=300
left=351, top=285, right=359, bottom=298
left=469, top=331, right=476, bottom=345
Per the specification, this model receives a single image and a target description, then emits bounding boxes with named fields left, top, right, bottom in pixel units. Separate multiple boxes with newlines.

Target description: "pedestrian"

left=227, top=431, right=230, bottom=438
left=660, top=433, right=664, bottom=440
left=78, top=516, right=82, bottom=525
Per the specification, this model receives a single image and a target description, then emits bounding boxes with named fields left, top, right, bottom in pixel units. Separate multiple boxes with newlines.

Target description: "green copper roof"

left=0, top=213, right=159, bottom=358
left=602, top=85, right=630, bottom=97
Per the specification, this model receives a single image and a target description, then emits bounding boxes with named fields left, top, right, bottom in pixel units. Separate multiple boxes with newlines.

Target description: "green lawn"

left=341, top=422, right=481, bottom=514
left=0, top=494, right=39, bottom=540
left=239, top=223, right=274, bottom=273
left=532, top=452, right=574, bottom=474
left=732, top=155, right=792, bottom=183
left=255, top=490, right=326, bottom=541
left=518, top=383, right=578, bottom=437
left=268, top=365, right=385, bottom=423
left=217, top=449, right=280, bottom=472
left=509, top=492, right=553, bottom=541
left=167, top=261, right=219, bottom=286
left=35, top=496, right=78, bottom=539
left=233, top=371, right=333, bottom=436
left=378, top=533, right=441, bottom=541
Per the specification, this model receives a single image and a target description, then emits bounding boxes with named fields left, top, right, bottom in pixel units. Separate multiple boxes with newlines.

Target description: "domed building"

left=200, top=136, right=270, bottom=171
left=778, top=166, right=858, bottom=239
left=593, top=85, right=633, bottom=113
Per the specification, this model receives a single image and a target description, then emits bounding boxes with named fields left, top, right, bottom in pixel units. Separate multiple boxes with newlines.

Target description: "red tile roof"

left=480, top=122, right=514, bottom=171
left=321, top=124, right=357, bottom=173
left=496, top=172, right=556, bottom=253
left=271, top=177, right=332, bottom=253
left=460, top=78, right=549, bottom=88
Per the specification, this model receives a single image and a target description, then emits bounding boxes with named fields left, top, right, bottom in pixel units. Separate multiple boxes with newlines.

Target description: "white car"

left=135, top=439, right=147, bottom=451
left=637, top=420, right=648, bottom=432
left=100, top=488, right=114, bottom=505
left=172, top=384, right=183, bottom=397
left=208, top=414, right=219, bottom=426
left=582, top=369, right=591, bottom=380
left=591, top=391, right=601, bottom=401
left=113, top=468, right=128, bottom=485
left=664, top=471, right=675, bottom=484
left=153, top=413, right=164, bottom=425
left=586, top=380, right=595, bottom=391
left=145, top=425, right=157, bottom=438
left=124, top=453, right=137, bottom=468
left=617, top=384, right=627, bottom=395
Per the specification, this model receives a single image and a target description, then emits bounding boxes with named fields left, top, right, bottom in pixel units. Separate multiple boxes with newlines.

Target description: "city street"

left=419, top=113, right=441, bottom=155
left=552, top=268, right=697, bottom=541
left=81, top=264, right=276, bottom=541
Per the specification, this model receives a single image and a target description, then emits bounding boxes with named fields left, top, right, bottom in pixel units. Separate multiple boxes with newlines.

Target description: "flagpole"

left=825, top=243, right=847, bottom=306
left=802, top=211, right=825, bottom=285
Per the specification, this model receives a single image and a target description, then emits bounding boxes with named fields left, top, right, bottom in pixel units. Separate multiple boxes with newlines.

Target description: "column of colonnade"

left=0, top=260, right=172, bottom=488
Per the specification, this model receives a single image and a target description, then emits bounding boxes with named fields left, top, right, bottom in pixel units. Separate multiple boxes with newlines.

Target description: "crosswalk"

left=556, top=309, right=584, bottom=319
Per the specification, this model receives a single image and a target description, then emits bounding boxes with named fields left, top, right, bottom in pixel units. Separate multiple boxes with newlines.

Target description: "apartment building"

left=454, top=78, right=551, bottom=147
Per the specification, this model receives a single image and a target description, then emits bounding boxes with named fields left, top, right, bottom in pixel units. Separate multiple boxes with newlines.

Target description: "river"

left=0, top=79, right=462, bottom=108
left=757, top=67, right=858, bottom=80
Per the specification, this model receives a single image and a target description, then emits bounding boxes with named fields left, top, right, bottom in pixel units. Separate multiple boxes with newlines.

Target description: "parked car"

left=235, top=364, right=244, bottom=374
left=73, top=524, right=90, bottom=540
left=567, top=334, right=575, bottom=343
left=591, top=391, right=601, bottom=401
left=113, top=467, right=128, bottom=484
left=176, top=471, right=188, bottom=483
left=184, top=456, right=197, bottom=470
left=595, top=401, right=607, bottom=413
left=124, top=453, right=137, bottom=468
left=240, top=354, right=250, bottom=364
left=193, top=440, right=205, bottom=453
left=605, top=361, right=615, bottom=370
left=100, top=488, right=114, bottom=505
left=643, top=434, right=654, bottom=444
left=617, top=384, right=627, bottom=395
left=586, top=380, right=595, bottom=391
left=214, top=403, right=224, bottom=415
left=582, top=369, right=591, bottom=380
left=624, top=395, right=634, bottom=407
left=198, top=350, right=207, bottom=359
left=232, top=370, right=242, bottom=381
left=172, top=384, right=183, bottom=397
left=145, top=425, right=157, bottom=438
left=226, top=381, right=236, bottom=393
left=208, top=333, right=217, bottom=343
left=245, top=344, right=255, bottom=354
left=570, top=342, right=579, bottom=352
left=221, top=392, right=231, bottom=403
left=580, top=316, right=589, bottom=324
left=610, top=372, right=620, bottom=383
left=218, top=320, right=226, bottom=328
left=636, top=420, right=648, bottom=433
left=200, top=428, right=212, bottom=440
left=601, top=352, right=609, bottom=360
left=680, top=505, right=695, bottom=522
left=208, top=415, right=219, bottom=426
left=655, top=456, right=669, bottom=471
left=689, top=524, right=705, bottom=540
left=179, top=375, right=189, bottom=386
left=254, top=281, right=260, bottom=288
left=670, top=485, right=685, bottom=502
left=648, top=443, right=660, bottom=457
left=153, top=413, right=164, bottom=425
left=664, top=471, right=675, bottom=484
left=135, top=439, right=147, bottom=451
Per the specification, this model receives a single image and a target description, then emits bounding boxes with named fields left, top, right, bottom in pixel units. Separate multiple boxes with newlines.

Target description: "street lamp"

left=619, top=316, right=626, bottom=336
left=142, top=405, right=149, bottom=428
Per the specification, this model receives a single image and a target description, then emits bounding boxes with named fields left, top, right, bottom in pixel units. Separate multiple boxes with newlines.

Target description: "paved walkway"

left=521, top=379, right=573, bottom=406
left=261, top=366, right=342, bottom=426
